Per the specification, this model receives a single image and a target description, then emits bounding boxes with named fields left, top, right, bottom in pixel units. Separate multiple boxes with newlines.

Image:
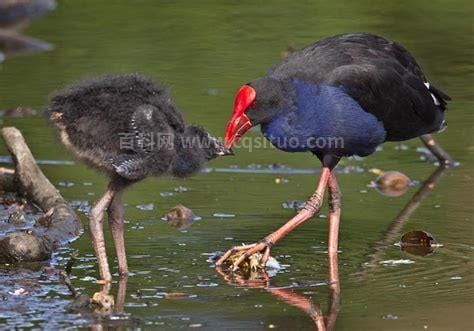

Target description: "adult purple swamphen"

left=216, top=33, right=453, bottom=270
left=45, top=73, right=231, bottom=282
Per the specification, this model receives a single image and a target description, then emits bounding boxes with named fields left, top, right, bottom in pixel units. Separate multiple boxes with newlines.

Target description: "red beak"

left=224, top=85, right=256, bottom=149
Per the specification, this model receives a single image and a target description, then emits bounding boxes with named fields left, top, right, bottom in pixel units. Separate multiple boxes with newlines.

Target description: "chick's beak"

left=214, top=138, right=234, bottom=156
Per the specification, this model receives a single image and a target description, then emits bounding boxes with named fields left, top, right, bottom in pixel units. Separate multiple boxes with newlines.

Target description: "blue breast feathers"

left=261, top=80, right=386, bottom=157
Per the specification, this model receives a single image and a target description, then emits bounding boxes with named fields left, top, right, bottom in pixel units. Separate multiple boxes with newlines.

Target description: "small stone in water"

left=163, top=204, right=201, bottom=229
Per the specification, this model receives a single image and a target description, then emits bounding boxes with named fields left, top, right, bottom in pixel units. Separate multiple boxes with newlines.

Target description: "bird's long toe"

left=231, top=242, right=269, bottom=271
left=215, top=238, right=276, bottom=271
left=215, top=243, right=257, bottom=266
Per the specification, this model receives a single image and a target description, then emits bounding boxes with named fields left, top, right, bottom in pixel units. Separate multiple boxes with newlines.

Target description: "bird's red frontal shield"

left=224, top=85, right=256, bottom=149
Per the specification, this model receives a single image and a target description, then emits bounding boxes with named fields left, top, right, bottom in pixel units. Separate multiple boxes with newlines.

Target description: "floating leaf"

left=400, top=230, right=441, bottom=256
left=373, top=171, right=411, bottom=197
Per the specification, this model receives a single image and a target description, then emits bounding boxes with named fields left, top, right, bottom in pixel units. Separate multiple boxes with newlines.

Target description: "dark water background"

left=0, top=1, right=473, bottom=329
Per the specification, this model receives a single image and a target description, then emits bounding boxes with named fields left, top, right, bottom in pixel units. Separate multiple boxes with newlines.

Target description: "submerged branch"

left=0, top=127, right=82, bottom=263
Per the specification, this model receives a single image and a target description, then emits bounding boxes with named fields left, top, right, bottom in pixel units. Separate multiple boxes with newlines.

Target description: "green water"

left=0, top=1, right=473, bottom=330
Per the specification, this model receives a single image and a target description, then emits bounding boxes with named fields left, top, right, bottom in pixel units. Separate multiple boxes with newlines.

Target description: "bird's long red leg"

left=419, top=134, right=454, bottom=165
left=267, top=287, right=326, bottom=330
left=108, top=189, right=128, bottom=276
left=327, top=172, right=341, bottom=253
left=89, top=181, right=121, bottom=282
left=325, top=250, right=341, bottom=331
left=325, top=173, right=342, bottom=330
left=114, top=275, right=128, bottom=313
left=216, top=161, right=335, bottom=270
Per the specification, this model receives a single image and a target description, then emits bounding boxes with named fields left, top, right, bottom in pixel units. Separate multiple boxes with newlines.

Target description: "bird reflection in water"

left=216, top=251, right=340, bottom=331
left=0, top=0, right=56, bottom=60
left=90, top=276, right=129, bottom=330
left=360, top=164, right=450, bottom=275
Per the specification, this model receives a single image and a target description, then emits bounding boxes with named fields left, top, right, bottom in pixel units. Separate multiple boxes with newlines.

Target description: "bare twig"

left=59, top=269, right=77, bottom=297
